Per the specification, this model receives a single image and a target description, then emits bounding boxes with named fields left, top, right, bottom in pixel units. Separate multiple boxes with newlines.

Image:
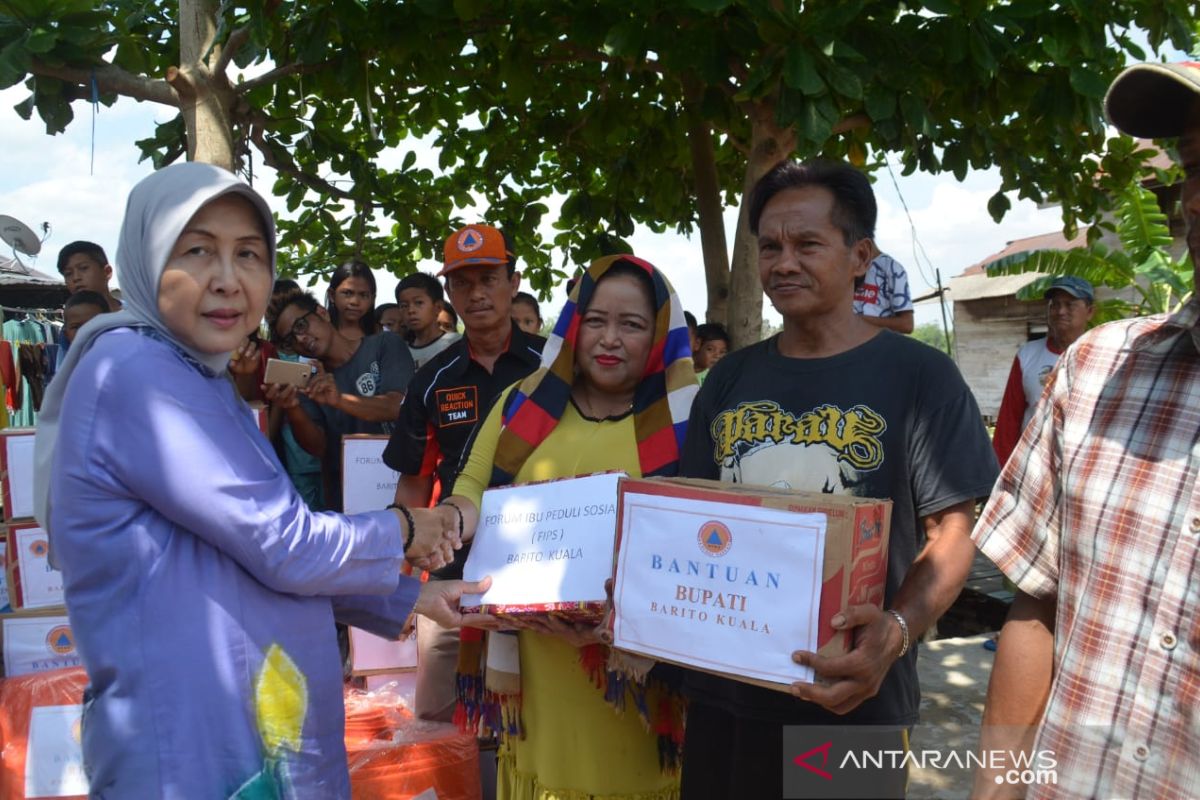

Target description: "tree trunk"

left=685, top=97, right=730, bottom=326
left=727, top=100, right=796, bottom=349
left=175, top=0, right=236, bottom=170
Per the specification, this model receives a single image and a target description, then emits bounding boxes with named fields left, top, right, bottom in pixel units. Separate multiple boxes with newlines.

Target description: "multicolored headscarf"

left=490, top=254, right=698, bottom=486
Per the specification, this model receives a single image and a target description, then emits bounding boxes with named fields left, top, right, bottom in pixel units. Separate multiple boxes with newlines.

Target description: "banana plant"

left=987, top=181, right=1192, bottom=325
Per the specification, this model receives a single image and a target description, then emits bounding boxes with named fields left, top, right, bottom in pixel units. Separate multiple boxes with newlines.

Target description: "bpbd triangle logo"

left=697, top=520, right=732, bottom=557
left=456, top=227, right=485, bottom=253
left=46, top=625, right=76, bottom=656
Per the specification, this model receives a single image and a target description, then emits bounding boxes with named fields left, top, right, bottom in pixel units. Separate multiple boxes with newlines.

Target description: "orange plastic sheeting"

left=0, top=670, right=479, bottom=800
left=345, top=684, right=481, bottom=800
left=0, top=666, right=88, bottom=800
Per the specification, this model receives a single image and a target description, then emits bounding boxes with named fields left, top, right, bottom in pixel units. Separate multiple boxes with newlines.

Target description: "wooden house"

left=948, top=232, right=1079, bottom=420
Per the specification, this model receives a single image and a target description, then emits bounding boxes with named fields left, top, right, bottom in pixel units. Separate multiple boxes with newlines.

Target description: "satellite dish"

left=0, top=215, right=43, bottom=257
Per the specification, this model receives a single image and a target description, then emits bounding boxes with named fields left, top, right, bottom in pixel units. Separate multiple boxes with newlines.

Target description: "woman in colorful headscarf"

left=436, top=255, right=698, bottom=800
left=32, top=162, right=487, bottom=798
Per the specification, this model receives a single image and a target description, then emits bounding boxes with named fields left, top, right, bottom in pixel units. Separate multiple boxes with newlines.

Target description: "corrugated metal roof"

left=0, top=256, right=64, bottom=287
left=948, top=271, right=1049, bottom=302
left=960, top=226, right=1091, bottom=277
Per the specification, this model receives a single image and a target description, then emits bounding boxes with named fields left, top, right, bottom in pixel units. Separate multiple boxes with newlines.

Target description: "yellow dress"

left=456, top=391, right=679, bottom=800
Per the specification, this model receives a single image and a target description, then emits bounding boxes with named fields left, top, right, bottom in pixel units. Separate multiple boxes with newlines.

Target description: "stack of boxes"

left=0, top=429, right=78, bottom=680
left=342, top=435, right=419, bottom=697
left=0, top=428, right=87, bottom=799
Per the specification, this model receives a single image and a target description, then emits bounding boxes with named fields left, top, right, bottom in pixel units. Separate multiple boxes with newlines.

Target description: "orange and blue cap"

left=439, top=224, right=512, bottom=276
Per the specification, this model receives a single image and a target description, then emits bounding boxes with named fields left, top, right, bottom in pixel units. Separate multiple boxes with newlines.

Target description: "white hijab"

left=33, top=162, right=276, bottom=530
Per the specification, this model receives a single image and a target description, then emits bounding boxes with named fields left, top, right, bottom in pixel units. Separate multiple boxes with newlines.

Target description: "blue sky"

left=0, top=83, right=1084, bottom=329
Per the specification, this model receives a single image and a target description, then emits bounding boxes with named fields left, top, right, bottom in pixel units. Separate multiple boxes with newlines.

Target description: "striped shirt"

left=973, top=301, right=1200, bottom=799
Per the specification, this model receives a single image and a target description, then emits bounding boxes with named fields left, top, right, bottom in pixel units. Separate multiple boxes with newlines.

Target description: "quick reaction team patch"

left=436, top=386, right=479, bottom=427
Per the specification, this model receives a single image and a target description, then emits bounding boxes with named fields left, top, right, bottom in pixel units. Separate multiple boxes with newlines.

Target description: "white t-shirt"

left=408, top=331, right=460, bottom=370
left=1015, top=338, right=1060, bottom=429
left=853, top=254, right=913, bottom=318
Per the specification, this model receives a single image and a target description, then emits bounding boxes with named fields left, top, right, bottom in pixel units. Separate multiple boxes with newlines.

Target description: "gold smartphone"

left=263, top=358, right=316, bottom=387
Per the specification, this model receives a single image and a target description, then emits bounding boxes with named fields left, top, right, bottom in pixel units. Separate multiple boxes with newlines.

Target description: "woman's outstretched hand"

left=415, top=576, right=497, bottom=628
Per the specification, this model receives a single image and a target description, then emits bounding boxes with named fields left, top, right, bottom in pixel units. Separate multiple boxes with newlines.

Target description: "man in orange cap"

left=384, top=224, right=545, bottom=720
left=973, top=62, right=1200, bottom=798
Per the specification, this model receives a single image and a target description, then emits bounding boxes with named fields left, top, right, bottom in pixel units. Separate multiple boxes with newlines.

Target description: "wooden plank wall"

left=954, top=296, right=1043, bottom=420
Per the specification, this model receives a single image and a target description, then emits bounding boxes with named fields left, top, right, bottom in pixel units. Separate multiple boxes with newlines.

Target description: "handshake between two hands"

left=402, top=505, right=608, bottom=642
left=397, top=504, right=507, bottom=632
left=402, top=504, right=464, bottom=572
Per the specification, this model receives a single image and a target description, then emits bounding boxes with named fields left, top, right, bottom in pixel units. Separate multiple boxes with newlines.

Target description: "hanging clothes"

left=43, top=344, right=59, bottom=385
left=3, top=317, right=49, bottom=427
left=18, top=344, right=45, bottom=413
left=0, top=340, right=15, bottom=413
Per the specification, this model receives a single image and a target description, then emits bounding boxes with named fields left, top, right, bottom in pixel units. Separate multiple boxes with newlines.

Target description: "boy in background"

left=62, top=291, right=109, bottom=345
left=397, top=272, right=460, bottom=368
left=693, top=322, right=730, bottom=376
left=57, top=241, right=121, bottom=311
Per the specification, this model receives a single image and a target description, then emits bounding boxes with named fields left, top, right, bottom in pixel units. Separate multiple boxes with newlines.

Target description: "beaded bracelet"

left=387, top=503, right=416, bottom=554
left=887, top=609, right=910, bottom=658
left=439, top=500, right=465, bottom=539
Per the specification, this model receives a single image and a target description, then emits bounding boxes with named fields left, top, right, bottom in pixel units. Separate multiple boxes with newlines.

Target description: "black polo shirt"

left=383, top=324, right=544, bottom=577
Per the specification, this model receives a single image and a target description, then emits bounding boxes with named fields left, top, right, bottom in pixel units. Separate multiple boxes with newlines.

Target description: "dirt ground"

left=909, top=633, right=998, bottom=799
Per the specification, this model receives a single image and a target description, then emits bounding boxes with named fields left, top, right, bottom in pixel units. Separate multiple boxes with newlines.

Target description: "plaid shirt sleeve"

left=972, top=351, right=1068, bottom=600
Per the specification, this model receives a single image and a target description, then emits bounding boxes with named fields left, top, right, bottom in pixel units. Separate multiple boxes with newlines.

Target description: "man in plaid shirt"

left=972, top=62, right=1200, bottom=799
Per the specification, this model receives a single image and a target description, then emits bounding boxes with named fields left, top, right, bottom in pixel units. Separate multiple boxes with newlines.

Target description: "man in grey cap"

left=991, top=275, right=1095, bottom=465
left=972, top=63, right=1200, bottom=799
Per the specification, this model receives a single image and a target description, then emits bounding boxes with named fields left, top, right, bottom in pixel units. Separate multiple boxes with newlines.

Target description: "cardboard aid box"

left=460, top=473, right=624, bottom=622
left=0, top=530, right=11, bottom=613
left=5, top=522, right=65, bottom=610
left=339, top=436, right=416, bottom=675
left=608, top=477, right=891, bottom=690
left=1, top=607, right=79, bottom=678
left=348, top=627, right=418, bottom=677
left=24, top=703, right=89, bottom=798
left=0, top=428, right=36, bottom=522
left=341, top=435, right=400, bottom=515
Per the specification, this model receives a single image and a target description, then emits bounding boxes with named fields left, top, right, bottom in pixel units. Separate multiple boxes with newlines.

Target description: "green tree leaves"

left=0, top=0, right=1194, bottom=314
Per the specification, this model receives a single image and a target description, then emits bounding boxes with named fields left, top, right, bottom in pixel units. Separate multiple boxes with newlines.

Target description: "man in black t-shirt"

left=678, top=161, right=998, bottom=799
left=383, top=224, right=544, bottom=721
